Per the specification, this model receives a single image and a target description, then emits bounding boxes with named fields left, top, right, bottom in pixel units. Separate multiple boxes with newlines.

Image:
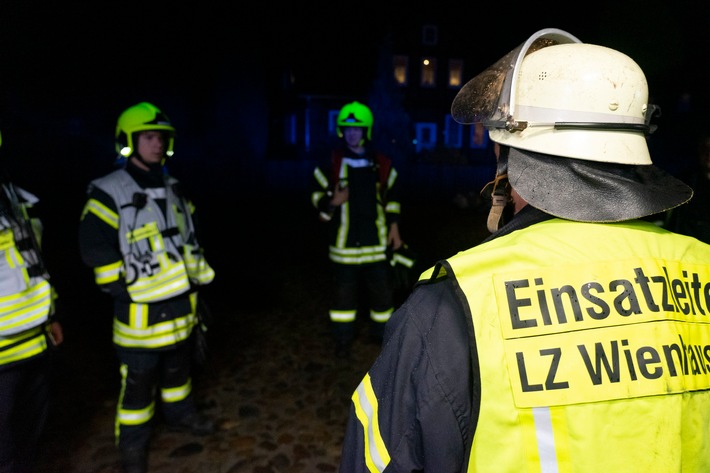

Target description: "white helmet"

left=452, top=28, right=657, bottom=165
left=452, top=28, right=691, bottom=227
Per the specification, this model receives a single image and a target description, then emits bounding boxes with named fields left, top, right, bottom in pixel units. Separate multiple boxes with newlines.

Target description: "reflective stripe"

left=118, top=404, right=155, bottom=425
left=113, top=312, right=196, bottom=349
left=89, top=169, right=214, bottom=305
left=126, top=261, right=191, bottom=302
left=117, top=362, right=156, bottom=427
left=183, top=245, right=215, bottom=284
left=0, top=280, right=52, bottom=335
left=369, top=309, right=392, bottom=323
left=330, top=310, right=356, bottom=323
left=162, top=379, right=192, bottom=403
left=352, top=374, right=390, bottom=472
left=94, top=260, right=122, bottom=285
left=390, top=252, right=415, bottom=268
left=313, top=167, right=329, bottom=189
left=386, top=168, right=398, bottom=188
left=0, top=325, right=47, bottom=365
left=330, top=254, right=388, bottom=265
left=83, top=198, right=119, bottom=228
left=329, top=245, right=388, bottom=265
left=0, top=229, right=14, bottom=252
left=335, top=202, right=350, bottom=248
left=533, top=407, right=558, bottom=473
left=129, top=303, right=148, bottom=329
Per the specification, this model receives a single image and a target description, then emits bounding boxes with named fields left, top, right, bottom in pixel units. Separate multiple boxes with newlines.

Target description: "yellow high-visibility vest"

left=445, top=218, right=710, bottom=473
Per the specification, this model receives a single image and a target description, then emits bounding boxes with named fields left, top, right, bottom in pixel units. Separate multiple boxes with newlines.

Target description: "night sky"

left=0, top=2, right=708, bottom=216
left=3, top=2, right=707, bottom=106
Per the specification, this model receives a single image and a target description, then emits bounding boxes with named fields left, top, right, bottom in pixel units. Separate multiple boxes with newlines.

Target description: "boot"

left=335, top=340, right=351, bottom=359
left=167, top=412, right=216, bottom=436
left=120, top=447, right=148, bottom=473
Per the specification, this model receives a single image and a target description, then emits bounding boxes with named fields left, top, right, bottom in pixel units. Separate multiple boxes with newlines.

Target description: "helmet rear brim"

left=507, top=147, right=693, bottom=222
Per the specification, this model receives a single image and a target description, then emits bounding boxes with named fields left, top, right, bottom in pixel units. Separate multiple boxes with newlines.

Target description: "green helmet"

left=337, top=101, right=373, bottom=141
left=115, top=102, right=175, bottom=158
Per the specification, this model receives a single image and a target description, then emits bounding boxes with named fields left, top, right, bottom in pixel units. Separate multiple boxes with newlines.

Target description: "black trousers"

left=331, top=260, right=394, bottom=344
left=0, top=356, right=50, bottom=473
left=115, top=340, right=196, bottom=451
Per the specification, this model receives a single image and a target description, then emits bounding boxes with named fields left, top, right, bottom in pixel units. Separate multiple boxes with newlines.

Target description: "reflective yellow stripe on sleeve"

left=386, top=168, right=398, bottom=188
left=352, top=373, right=390, bottom=473
left=94, top=260, right=123, bottom=285
left=82, top=198, right=119, bottom=228
left=313, top=167, right=329, bottom=189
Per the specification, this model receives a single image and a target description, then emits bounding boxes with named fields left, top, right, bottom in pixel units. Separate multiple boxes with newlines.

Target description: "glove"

left=103, top=280, right=132, bottom=303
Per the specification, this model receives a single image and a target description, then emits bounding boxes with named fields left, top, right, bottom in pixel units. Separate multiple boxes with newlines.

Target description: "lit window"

left=421, top=57, right=437, bottom=88
left=393, top=55, right=408, bottom=86
left=448, top=59, right=463, bottom=88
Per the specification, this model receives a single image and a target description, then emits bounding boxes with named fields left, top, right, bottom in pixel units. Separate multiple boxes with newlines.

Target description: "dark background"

left=1, top=1, right=707, bottom=179
left=0, top=1, right=708, bottom=348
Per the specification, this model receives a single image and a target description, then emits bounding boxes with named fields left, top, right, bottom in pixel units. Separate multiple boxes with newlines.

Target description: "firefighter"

left=340, top=28, right=710, bottom=472
left=311, top=101, right=402, bottom=358
left=78, top=102, right=216, bottom=473
left=0, top=129, right=64, bottom=473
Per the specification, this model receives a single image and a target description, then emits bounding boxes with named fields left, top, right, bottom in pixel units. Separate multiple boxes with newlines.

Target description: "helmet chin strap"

left=480, top=146, right=511, bottom=233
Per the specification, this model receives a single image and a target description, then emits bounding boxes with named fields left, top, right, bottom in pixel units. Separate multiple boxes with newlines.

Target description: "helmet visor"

left=451, top=28, right=581, bottom=126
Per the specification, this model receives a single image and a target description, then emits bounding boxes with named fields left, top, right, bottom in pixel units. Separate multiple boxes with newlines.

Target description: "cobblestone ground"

left=34, top=198, right=488, bottom=473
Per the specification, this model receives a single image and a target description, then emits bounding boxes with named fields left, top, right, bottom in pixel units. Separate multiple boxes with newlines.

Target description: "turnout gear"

left=115, top=102, right=176, bottom=159
left=312, top=107, right=402, bottom=355
left=79, top=106, right=215, bottom=461
left=337, top=101, right=374, bottom=143
left=0, top=130, right=60, bottom=473
left=82, top=166, right=214, bottom=349
left=313, top=149, right=398, bottom=264
left=0, top=181, right=57, bottom=362
left=452, top=28, right=692, bottom=229
left=0, top=184, right=53, bottom=338
left=86, top=170, right=213, bottom=306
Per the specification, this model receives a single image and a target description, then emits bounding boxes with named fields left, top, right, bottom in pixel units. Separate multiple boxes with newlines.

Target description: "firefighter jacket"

left=340, top=205, right=710, bottom=472
left=0, top=183, right=56, bottom=369
left=79, top=161, right=214, bottom=350
left=311, top=145, right=400, bottom=265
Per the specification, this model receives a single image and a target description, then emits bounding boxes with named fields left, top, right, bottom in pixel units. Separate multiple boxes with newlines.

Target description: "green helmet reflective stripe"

left=336, top=101, right=373, bottom=140
left=115, top=102, right=176, bottom=158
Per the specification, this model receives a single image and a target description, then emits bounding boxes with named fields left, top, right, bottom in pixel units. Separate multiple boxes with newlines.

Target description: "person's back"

left=445, top=216, right=710, bottom=471
left=339, top=28, right=710, bottom=472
